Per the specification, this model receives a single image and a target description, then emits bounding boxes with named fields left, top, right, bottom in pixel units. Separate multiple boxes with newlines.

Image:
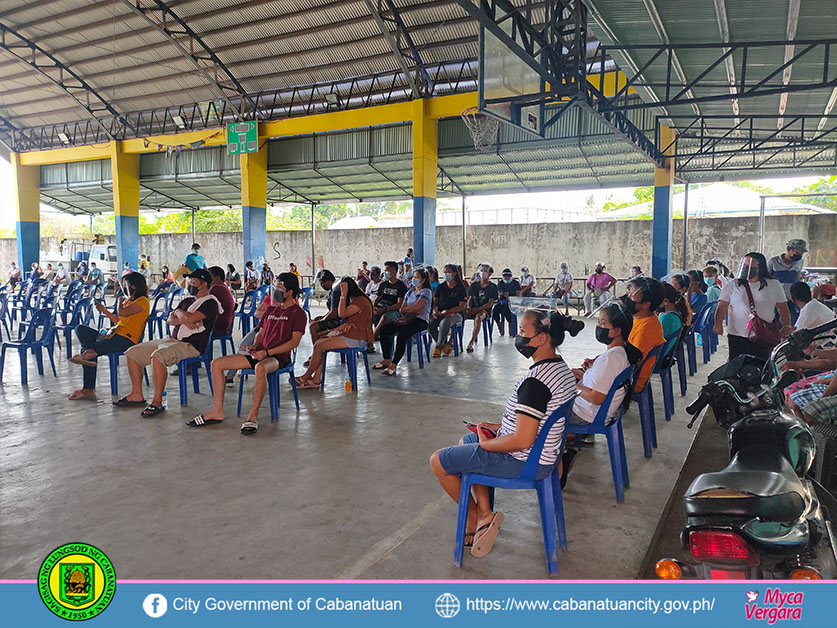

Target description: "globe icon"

left=435, top=592, right=460, bottom=618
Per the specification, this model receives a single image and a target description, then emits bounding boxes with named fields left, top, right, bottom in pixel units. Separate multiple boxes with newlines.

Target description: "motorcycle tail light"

left=689, top=530, right=759, bottom=566
left=789, top=568, right=821, bottom=580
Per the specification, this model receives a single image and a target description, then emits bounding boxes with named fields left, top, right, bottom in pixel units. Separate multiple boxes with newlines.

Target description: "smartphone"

left=463, top=421, right=497, bottom=439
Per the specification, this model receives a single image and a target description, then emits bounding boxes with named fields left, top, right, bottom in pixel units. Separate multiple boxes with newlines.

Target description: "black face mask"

left=790, top=253, right=802, bottom=262
left=595, top=326, right=613, bottom=345
left=595, top=268, right=603, bottom=274
left=625, top=298, right=639, bottom=315
left=188, top=285, right=199, bottom=296
left=514, top=335, right=538, bottom=358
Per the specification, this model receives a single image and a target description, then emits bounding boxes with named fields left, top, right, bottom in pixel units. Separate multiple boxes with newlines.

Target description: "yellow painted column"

left=109, top=141, right=141, bottom=273
left=412, top=99, right=438, bottom=266
left=11, top=153, right=41, bottom=274
left=240, top=141, right=268, bottom=269
left=652, top=125, right=676, bottom=278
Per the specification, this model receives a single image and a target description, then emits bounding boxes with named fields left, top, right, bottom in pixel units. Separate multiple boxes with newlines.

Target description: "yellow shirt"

left=115, top=296, right=150, bottom=343
left=628, top=314, right=665, bottom=392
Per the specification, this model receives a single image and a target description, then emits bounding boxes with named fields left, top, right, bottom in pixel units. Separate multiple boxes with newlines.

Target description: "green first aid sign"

left=227, top=121, right=258, bottom=155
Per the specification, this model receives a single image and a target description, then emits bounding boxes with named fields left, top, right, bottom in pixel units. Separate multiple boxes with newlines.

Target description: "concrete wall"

left=2, top=214, right=835, bottom=282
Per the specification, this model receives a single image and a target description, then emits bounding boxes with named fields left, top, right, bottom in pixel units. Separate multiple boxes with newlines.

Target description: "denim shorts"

left=438, top=432, right=555, bottom=480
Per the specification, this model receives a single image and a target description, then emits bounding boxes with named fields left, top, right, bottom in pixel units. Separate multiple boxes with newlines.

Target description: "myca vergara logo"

left=745, top=588, right=803, bottom=624
left=38, top=543, right=116, bottom=621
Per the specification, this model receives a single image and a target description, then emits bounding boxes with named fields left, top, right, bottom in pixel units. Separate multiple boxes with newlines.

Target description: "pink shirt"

left=587, top=272, right=615, bottom=291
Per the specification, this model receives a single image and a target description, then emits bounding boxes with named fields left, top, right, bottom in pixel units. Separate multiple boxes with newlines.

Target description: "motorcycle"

left=656, top=318, right=837, bottom=580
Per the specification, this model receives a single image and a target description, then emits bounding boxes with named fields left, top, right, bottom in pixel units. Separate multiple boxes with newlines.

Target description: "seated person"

left=208, top=266, right=236, bottom=337
left=7, top=262, right=21, bottom=289
left=430, top=310, right=582, bottom=557
left=493, top=268, right=520, bottom=336
left=365, top=266, right=383, bottom=301
left=791, top=281, right=835, bottom=330
left=155, top=265, right=174, bottom=291
left=116, top=269, right=220, bottom=417
left=68, top=272, right=151, bottom=401
left=52, top=263, right=70, bottom=286
left=544, top=262, right=573, bottom=316
left=371, top=261, right=407, bottom=342
left=85, top=261, right=104, bottom=287
left=375, top=269, right=433, bottom=375
left=519, top=266, right=535, bottom=296
left=625, top=276, right=666, bottom=392
left=813, top=282, right=836, bottom=303
left=703, top=266, right=722, bottom=303
left=430, top=264, right=468, bottom=357
left=583, top=262, right=616, bottom=315
left=564, top=302, right=643, bottom=484
left=261, top=263, right=275, bottom=287
left=304, top=269, right=341, bottom=366
left=244, top=261, right=261, bottom=291
left=686, top=269, right=708, bottom=314
left=225, top=264, right=242, bottom=291
left=295, top=277, right=373, bottom=388
left=658, top=282, right=688, bottom=356
left=187, top=273, right=306, bottom=433
left=75, top=260, right=88, bottom=281
left=464, top=263, right=498, bottom=352
left=356, top=261, right=370, bottom=291
left=669, top=273, right=693, bottom=325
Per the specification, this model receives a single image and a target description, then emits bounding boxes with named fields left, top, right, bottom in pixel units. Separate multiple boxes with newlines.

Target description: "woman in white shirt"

left=714, top=252, right=790, bottom=361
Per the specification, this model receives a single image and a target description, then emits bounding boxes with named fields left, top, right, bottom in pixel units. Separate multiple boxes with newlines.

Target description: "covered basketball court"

left=2, top=0, right=836, bottom=580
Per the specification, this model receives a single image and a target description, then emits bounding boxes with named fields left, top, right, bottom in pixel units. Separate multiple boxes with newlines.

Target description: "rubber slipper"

left=382, top=367, right=396, bottom=376
left=77, top=358, right=97, bottom=367
left=298, top=379, right=321, bottom=389
left=113, top=396, right=146, bottom=407
left=240, top=421, right=258, bottom=434
left=185, top=415, right=223, bottom=427
left=372, top=361, right=387, bottom=369
left=471, top=511, right=504, bottom=558
left=140, top=404, right=165, bottom=418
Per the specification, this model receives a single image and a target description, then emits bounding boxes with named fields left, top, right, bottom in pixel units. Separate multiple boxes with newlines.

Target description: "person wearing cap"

left=544, top=262, right=573, bottom=316
left=116, top=268, right=220, bottom=417
left=767, top=239, right=808, bottom=323
left=519, top=266, right=535, bottom=296
left=493, top=269, right=521, bottom=336
left=584, top=262, right=616, bottom=316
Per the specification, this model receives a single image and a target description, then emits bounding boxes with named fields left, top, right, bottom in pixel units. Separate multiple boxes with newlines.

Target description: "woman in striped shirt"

left=430, top=310, right=583, bottom=559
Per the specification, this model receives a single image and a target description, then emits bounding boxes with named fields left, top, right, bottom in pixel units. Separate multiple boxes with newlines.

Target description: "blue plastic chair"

left=697, top=302, right=718, bottom=364
left=673, top=327, right=689, bottom=397
left=406, top=330, right=432, bottom=368
left=177, top=341, right=214, bottom=406
left=162, top=288, right=185, bottom=336
left=237, top=350, right=300, bottom=421
left=685, top=303, right=711, bottom=375
left=211, top=330, right=237, bottom=356
left=105, top=330, right=147, bottom=397
left=631, top=343, right=666, bottom=459
left=451, top=322, right=464, bottom=355
left=0, top=307, right=57, bottom=385
left=481, top=314, right=494, bottom=347
left=321, top=346, right=371, bottom=391
left=565, top=366, right=634, bottom=502
left=235, top=290, right=260, bottom=335
left=55, top=298, right=94, bottom=359
left=509, top=312, right=518, bottom=337
left=145, top=293, right=169, bottom=340
left=657, top=329, right=682, bottom=422
left=453, top=396, right=576, bottom=577
left=301, top=287, right=312, bottom=318
left=0, top=293, right=11, bottom=341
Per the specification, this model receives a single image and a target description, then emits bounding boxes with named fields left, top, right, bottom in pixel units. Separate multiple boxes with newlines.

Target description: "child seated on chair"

left=187, top=273, right=306, bottom=434
left=295, top=277, right=374, bottom=389
left=116, top=269, right=220, bottom=418
left=430, top=310, right=582, bottom=559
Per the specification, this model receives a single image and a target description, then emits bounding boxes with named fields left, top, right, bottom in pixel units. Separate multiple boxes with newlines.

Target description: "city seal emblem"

left=38, top=543, right=116, bottom=621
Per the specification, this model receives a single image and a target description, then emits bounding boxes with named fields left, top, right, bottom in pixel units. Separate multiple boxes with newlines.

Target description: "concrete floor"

left=0, top=307, right=728, bottom=580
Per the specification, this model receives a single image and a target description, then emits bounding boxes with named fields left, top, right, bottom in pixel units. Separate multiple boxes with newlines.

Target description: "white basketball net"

left=461, top=107, right=500, bottom=152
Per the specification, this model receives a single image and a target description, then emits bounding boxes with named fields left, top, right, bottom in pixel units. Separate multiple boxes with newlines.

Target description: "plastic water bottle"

left=161, top=390, right=167, bottom=409
left=344, top=376, right=352, bottom=393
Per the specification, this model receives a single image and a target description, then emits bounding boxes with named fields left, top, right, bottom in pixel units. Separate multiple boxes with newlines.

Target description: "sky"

left=0, top=154, right=824, bottom=230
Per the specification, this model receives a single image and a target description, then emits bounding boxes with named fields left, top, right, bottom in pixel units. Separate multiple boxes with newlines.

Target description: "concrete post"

left=412, top=100, right=438, bottom=266
left=109, top=141, right=140, bottom=275
left=652, top=126, right=676, bottom=279
left=240, top=142, right=268, bottom=269
left=11, top=152, right=40, bottom=275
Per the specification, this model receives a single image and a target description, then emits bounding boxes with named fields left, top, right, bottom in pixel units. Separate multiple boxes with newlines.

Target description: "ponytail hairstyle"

left=687, top=269, right=707, bottom=294
left=444, top=263, right=468, bottom=292
left=525, top=310, right=584, bottom=348
left=662, top=281, right=689, bottom=323
left=338, top=276, right=373, bottom=309
left=600, top=302, right=643, bottom=366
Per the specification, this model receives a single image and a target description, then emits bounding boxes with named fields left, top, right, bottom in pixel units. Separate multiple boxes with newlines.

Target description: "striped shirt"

left=497, top=357, right=577, bottom=465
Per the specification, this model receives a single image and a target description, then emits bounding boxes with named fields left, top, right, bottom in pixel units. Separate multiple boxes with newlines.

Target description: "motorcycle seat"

left=684, top=446, right=808, bottom=522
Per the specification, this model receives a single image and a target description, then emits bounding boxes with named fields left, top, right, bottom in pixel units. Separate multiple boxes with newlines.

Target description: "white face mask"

left=481, top=271, right=490, bottom=281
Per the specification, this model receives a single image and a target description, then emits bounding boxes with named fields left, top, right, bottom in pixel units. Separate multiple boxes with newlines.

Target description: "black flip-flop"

left=240, top=421, right=258, bottom=434
left=140, top=404, right=165, bottom=418
left=185, top=415, right=223, bottom=427
left=113, top=396, right=146, bottom=407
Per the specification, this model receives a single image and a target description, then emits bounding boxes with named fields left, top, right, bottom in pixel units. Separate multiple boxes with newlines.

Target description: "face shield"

left=736, top=257, right=760, bottom=281
left=270, top=278, right=287, bottom=306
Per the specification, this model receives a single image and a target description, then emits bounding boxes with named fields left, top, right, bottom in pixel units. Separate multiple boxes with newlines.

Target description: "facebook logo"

left=142, top=593, right=168, bottom=618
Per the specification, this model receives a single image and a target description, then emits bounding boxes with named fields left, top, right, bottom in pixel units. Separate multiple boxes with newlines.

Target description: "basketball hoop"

left=461, top=107, right=499, bottom=152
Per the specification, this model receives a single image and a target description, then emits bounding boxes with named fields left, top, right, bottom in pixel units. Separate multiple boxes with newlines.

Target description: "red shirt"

left=209, top=283, right=236, bottom=335
left=256, top=304, right=307, bottom=363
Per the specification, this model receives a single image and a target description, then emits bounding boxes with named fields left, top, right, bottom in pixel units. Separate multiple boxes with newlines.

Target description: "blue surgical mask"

left=503, top=277, right=512, bottom=283
left=444, top=272, right=454, bottom=282
left=411, top=277, right=421, bottom=288
left=384, top=271, right=391, bottom=281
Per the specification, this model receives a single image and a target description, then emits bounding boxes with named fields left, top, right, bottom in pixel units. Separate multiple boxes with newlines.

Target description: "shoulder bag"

left=742, top=281, right=781, bottom=347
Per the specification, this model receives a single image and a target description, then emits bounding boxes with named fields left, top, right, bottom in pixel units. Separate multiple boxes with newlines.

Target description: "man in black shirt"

left=493, top=268, right=521, bottom=336
left=465, top=263, right=499, bottom=352
left=430, top=263, right=469, bottom=357
left=372, top=260, right=408, bottom=345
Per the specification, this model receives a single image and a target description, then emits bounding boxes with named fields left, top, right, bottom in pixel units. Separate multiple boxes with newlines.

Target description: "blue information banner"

left=3, top=581, right=837, bottom=628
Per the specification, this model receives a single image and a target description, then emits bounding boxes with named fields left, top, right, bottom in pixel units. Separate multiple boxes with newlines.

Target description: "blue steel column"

left=11, top=153, right=40, bottom=273
left=652, top=126, right=676, bottom=279
left=412, top=99, right=438, bottom=266
left=110, top=142, right=140, bottom=273
left=241, top=143, right=268, bottom=269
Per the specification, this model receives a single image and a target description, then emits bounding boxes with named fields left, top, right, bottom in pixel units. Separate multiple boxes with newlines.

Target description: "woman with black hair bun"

left=430, top=309, right=580, bottom=559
